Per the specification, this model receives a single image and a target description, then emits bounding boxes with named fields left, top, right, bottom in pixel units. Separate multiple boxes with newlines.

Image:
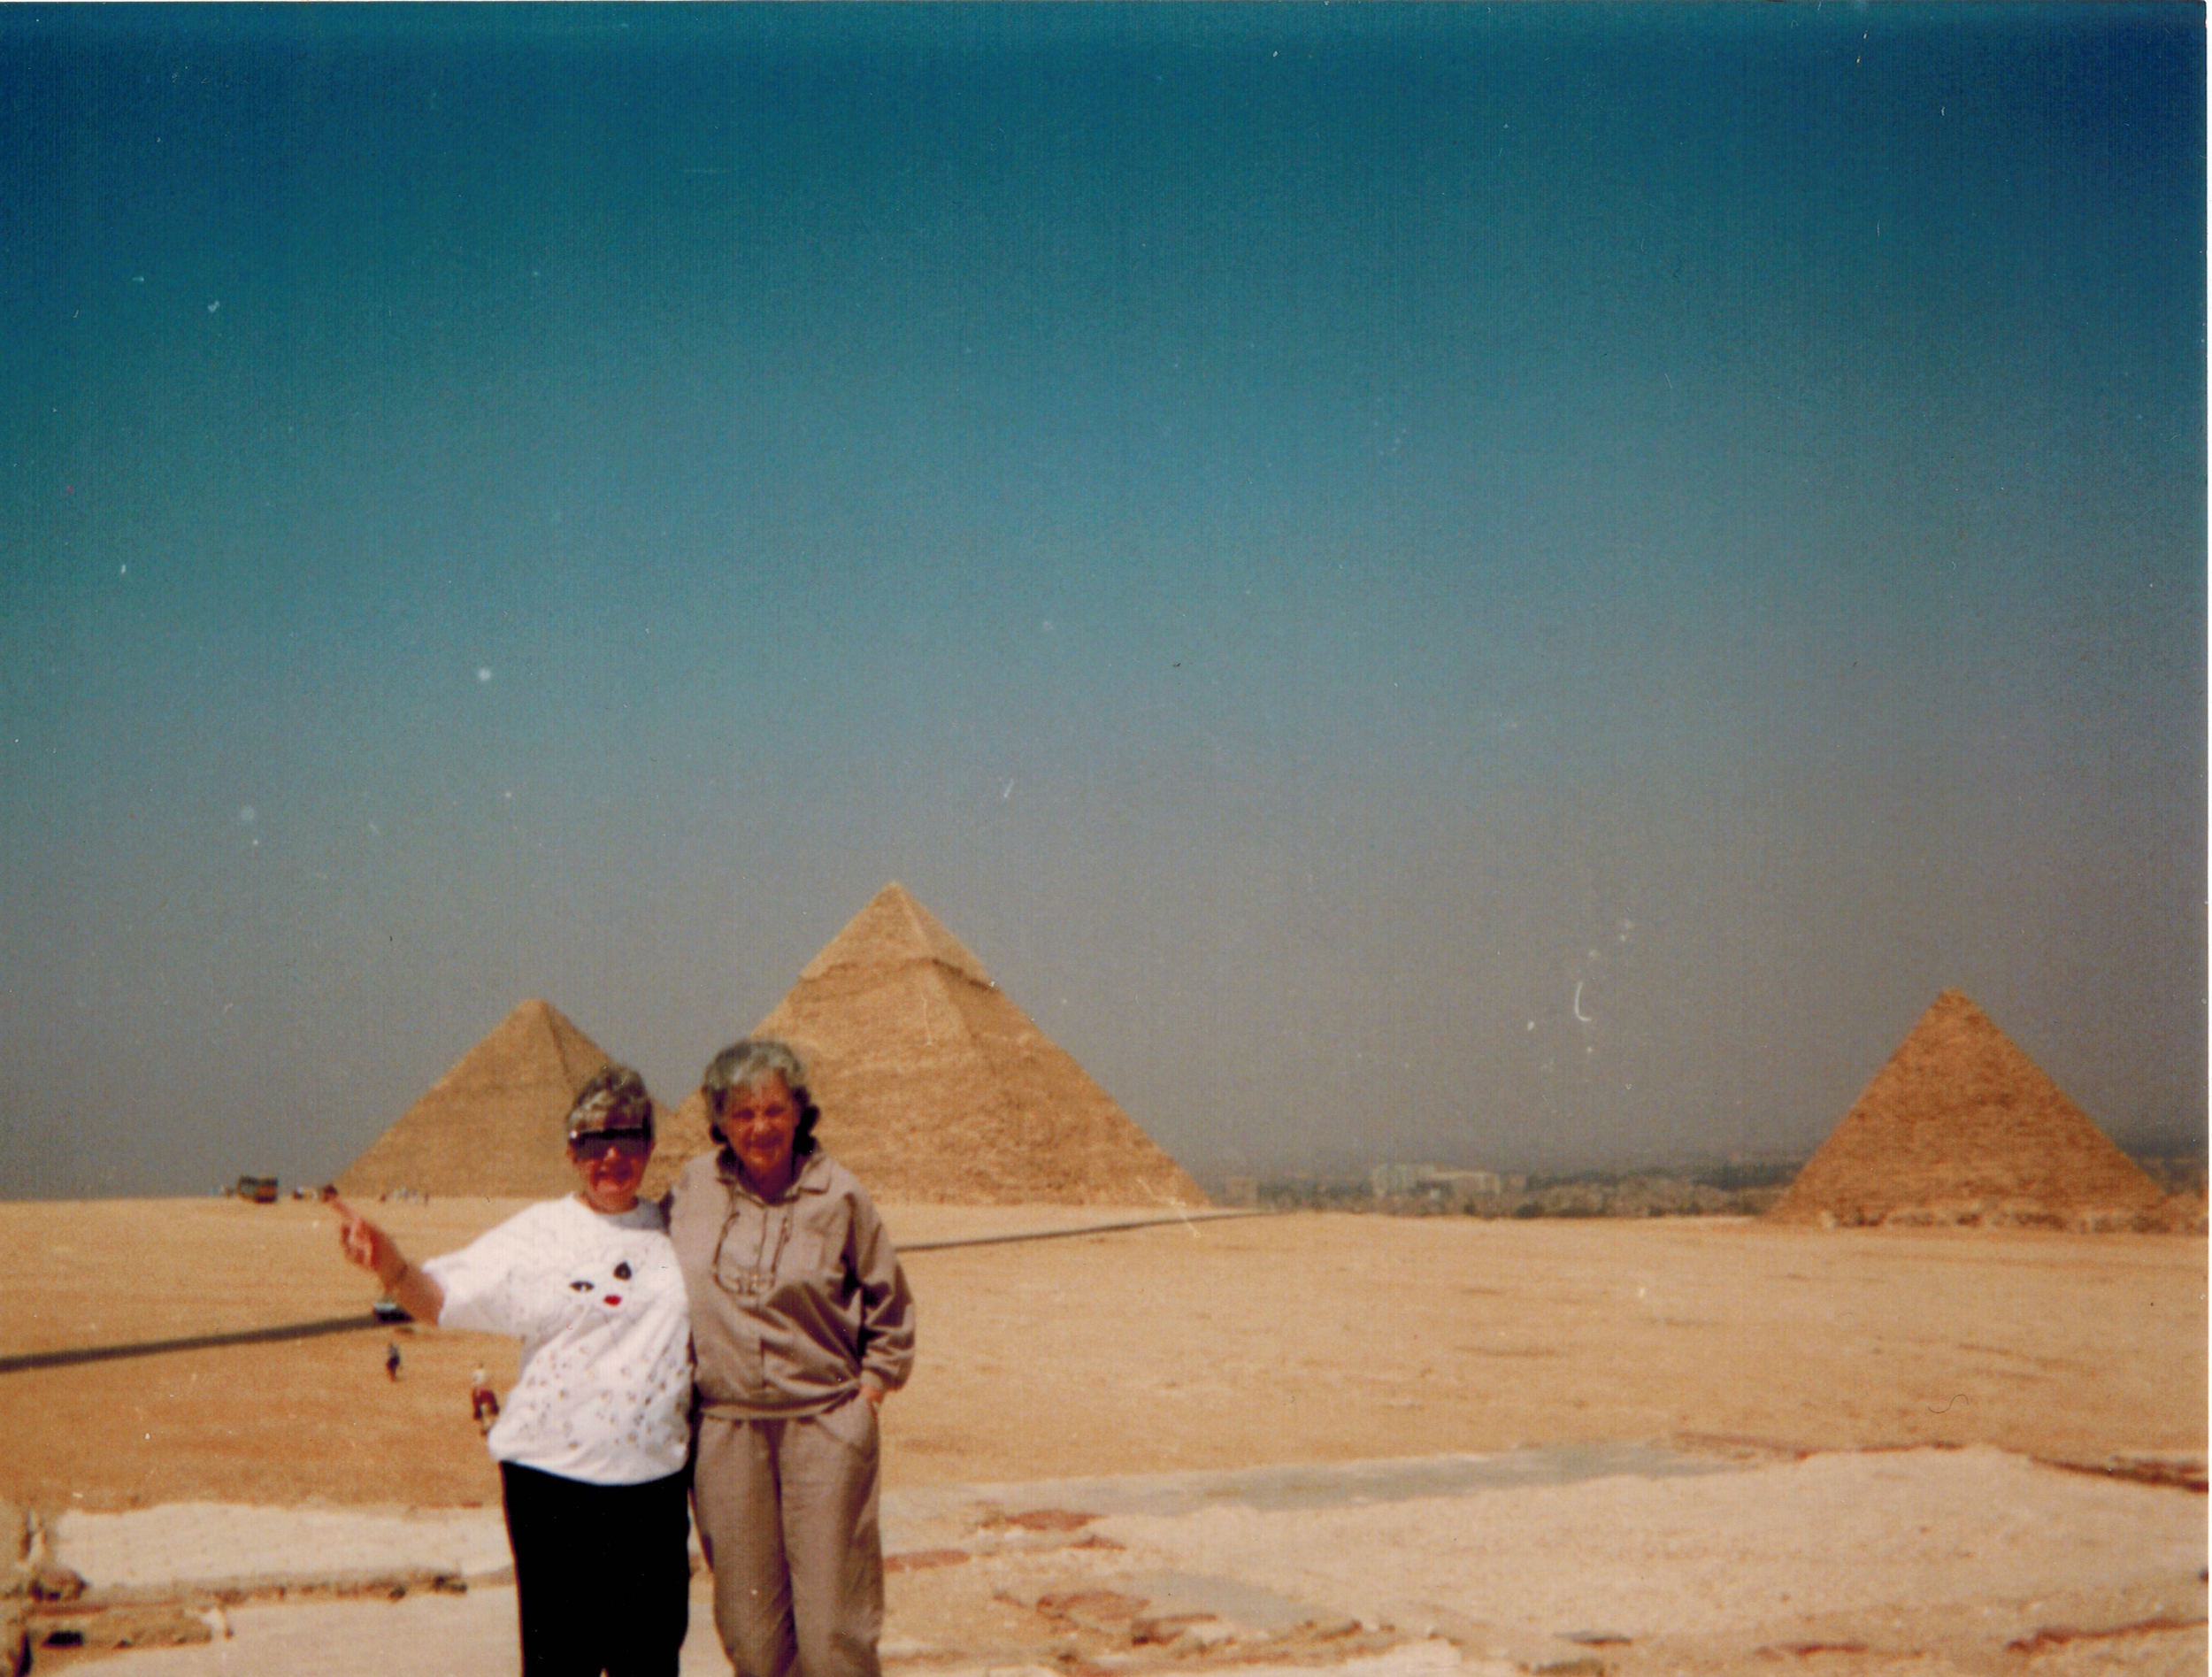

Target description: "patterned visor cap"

left=566, top=1077, right=655, bottom=1143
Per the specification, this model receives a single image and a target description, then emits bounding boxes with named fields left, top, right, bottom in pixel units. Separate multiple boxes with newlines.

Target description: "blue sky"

left=3, top=5, right=2202, bottom=1196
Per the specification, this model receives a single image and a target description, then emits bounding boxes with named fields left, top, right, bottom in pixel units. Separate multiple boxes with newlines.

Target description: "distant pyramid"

left=1769, top=989, right=2166, bottom=1229
left=641, top=883, right=1208, bottom=1206
left=338, top=999, right=613, bottom=1198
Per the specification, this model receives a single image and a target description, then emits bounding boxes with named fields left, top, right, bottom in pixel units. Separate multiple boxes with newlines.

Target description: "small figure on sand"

left=471, top=1365, right=501, bottom=1430
left=384, top=1340, right=402, bottom=1381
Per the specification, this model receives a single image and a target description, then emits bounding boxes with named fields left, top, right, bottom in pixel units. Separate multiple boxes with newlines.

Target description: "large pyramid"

left=338, top=998, right=614, bottom=1198
left=1768, top=989, right=2168, bottom=1229
left=641, top=883, right=1208, bottom=1207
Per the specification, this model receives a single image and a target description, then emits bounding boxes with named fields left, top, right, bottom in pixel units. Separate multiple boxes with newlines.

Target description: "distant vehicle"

left=372, top=1296, right=411, bottom=1324
left=234, top=1175, right=279, bottom=1204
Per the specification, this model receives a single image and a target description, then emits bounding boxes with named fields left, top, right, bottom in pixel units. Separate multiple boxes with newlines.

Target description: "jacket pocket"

left=781, top=1221, right=833, bottom=1278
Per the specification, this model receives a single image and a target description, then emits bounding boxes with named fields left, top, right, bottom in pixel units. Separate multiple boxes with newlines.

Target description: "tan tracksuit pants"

left=693, top=1402, right=884, bottom=1677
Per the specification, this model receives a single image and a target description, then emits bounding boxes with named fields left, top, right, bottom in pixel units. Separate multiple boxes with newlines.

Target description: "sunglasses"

left=570, top=1131, right=652, bottom=1154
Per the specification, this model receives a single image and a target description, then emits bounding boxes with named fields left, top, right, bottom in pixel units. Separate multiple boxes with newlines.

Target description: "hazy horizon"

left=4, top=6, right=2203, bottom=1199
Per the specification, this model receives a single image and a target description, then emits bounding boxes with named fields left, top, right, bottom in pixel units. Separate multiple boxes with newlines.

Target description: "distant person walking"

left=384, top=1340, right=402, bottom=1381
left=669, top=1037, right=914, bottom=1677
left=471, top=1365, right=501, bottom=1430
left=334, top=1065, right=693, bottom=1677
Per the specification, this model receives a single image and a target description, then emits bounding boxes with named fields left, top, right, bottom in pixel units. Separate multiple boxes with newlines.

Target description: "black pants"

left=499, top=1461, right=692, bottom=1677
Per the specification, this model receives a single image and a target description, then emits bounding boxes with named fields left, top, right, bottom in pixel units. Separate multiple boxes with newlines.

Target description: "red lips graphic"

left=602, top=1295, right=622, bottom=1307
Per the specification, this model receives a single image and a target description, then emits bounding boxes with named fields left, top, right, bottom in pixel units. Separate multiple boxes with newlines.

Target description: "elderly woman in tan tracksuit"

left=668, top=1037, right=915, bottom=1677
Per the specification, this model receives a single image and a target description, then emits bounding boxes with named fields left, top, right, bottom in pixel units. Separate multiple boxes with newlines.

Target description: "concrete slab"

left=73, top=1601, right=1506, bottom=1677
left=53, top=1447, right=1743, bottom=1601
left=50, top=1503, right=514, bottom=1598
left=884, top=1441, right=1749, bottom=1528
left=34, top=1586, right=735, bottom=1676
left=37, top=1447, right=2205, bottom=1677
left=43, top=1450, right=1735, bottom=1674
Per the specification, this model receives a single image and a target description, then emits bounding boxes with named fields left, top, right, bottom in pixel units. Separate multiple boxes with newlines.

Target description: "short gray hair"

left=700, top=1036, right=820, bottom=1155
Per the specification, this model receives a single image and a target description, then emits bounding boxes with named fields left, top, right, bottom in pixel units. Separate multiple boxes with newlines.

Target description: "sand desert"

left=3, top=903, right=2201, bottom=1674
left=0, top=1196, right=2201, bottom=1676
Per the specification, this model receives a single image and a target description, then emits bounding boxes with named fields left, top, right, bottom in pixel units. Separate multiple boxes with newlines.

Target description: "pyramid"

left=641, top=883, right=1209, bottom=1207
left=1768, top=989, right=2168, bottom=1229
left=337, top=999, right=614, bottom=1198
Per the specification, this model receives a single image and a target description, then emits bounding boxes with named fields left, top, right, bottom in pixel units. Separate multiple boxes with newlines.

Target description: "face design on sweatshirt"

left=565, top=1258, right=635, bottom=1309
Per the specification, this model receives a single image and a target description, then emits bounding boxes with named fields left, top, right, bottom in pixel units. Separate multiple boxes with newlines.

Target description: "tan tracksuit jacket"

left=667, top=1147, right=915, bottom=1417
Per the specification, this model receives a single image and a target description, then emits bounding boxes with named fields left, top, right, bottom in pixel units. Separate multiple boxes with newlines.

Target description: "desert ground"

left=0, top=1197, right=2202, bottom=1675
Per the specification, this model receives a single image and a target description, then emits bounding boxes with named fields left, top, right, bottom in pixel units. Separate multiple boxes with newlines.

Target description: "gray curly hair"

left=699, top=1037, right=820, bottom=1157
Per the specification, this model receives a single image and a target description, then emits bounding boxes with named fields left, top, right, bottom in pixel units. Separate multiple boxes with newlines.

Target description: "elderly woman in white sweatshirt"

left=334, top=1065, right=692, bottom=1677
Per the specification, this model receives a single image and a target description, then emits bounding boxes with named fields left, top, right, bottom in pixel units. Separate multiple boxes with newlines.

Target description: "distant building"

left=1371, top=1163, right=1503, bottom=1200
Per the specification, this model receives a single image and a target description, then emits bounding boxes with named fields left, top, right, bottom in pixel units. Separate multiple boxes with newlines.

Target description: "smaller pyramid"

left=1769, top=990, right=2167, bottom=1229
left=643, top=883, right=1208, bottom=1207
left=338, top=999, right=613, bottom=1198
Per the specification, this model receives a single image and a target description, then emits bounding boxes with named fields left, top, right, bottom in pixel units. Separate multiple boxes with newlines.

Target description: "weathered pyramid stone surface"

left=642, top=883, right=1208, bottom=1207
left=640, top=1086, right=719, bottom=1203
left=1769, top=990, right=2168, bottom=1230
left=338, top=999, right=613, bottom=1198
